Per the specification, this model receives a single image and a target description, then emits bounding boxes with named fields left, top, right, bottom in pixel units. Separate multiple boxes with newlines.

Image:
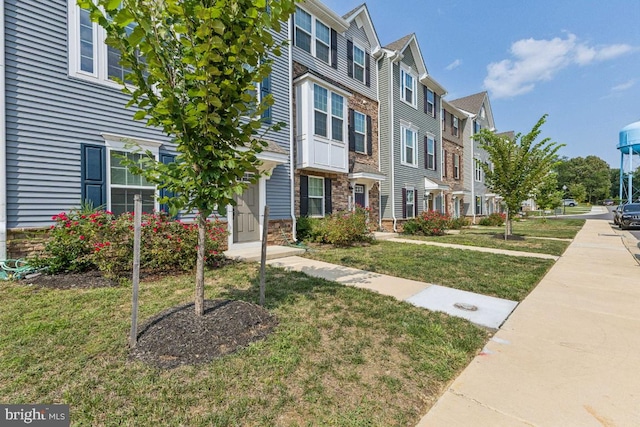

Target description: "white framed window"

left=405, top=187, right=415, bottom=219
left=475, top=158, right=483, bottom=182
left=452, top=116, right=459, bottom=136
left=426, top=88, right=435, bottom=117
left=313, top=84, right=345, bottom=142
left=400, top=122, right=418, bottom=166
left=480, top=105, right=486, bottom=119
left=295, top=6, right=331, bottom=64
left=476, top=196, right=483, bottom=215
left=354, top=111, right=366, bottom=153
left=69, top=2, right=139, bottom=88
left=426, top=135, right=435, bottom=170
left=400, top=65, right=417, bottom=108
left=453, top=154, right=460, bottom=179
left=353, top=44, right=366, bottom=83
left=308, top=176, right=325, bottom=217
left=102, top=134, right=162, bottom=216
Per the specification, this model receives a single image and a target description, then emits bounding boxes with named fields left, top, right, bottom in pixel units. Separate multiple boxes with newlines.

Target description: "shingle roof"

left=449, top=91, right=487, bottom=115
left=383, top=33, right=413, bottom=52
left=260, top=139, right=287, bottom=155
left=342, top=3, right=364, bottom=20
left=496, top=131, right=515, bottom=140
left=350, top=161, right=383, bottom=176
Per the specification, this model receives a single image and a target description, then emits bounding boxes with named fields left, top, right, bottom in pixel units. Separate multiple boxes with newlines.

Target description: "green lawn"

left=0, top=264, right=488, bottom=426
left=468, top=218, right=585, bottom=239
left=402, top=232, right=569, bottom=256
left=303, top=241, right=554, bottom=301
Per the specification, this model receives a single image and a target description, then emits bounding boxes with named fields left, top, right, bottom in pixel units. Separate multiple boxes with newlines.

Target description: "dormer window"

left=480, top=105, right=486, bottom=119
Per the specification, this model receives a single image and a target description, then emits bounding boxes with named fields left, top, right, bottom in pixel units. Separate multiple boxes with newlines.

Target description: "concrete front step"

left=224, top=245, right=305, bottom=262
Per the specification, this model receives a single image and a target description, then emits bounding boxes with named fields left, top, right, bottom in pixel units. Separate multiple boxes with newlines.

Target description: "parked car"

left=603, top=199, right=614, bottom=206
left=618, top=203, right=640, bottom=229
left=562, top=199, right=578, bottom=207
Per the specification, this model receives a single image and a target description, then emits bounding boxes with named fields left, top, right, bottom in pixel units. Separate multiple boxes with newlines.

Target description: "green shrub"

left=402, top=210, right=450, bottom=236
left=478, top=213, right=506, bottom=226
left=306, top=207, right=374, bottom=246
left=447, top=216, right=470, bottom=230
left=31, top=210, right=227, bottom=278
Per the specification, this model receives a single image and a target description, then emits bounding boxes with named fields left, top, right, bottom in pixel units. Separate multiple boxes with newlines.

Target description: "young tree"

left=80, top=0, right=296, bottom=315
left=476, top=115, right=564, bottom=236
left=533, top=172, right=563, bottom=214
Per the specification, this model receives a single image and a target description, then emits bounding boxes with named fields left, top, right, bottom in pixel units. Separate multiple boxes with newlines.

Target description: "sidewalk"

left=418, top=219, right=640, bottom=426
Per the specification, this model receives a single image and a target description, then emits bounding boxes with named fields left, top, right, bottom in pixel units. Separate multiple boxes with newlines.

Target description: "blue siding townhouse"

left=0, top=0, right=294, bottom=258
left=377, top=33, right=447, bottom=231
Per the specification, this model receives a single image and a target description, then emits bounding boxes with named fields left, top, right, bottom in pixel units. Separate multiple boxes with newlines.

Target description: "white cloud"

left=484, top=33, right=636, bottom=99
left=445, top=59, right=462, bottom=71
left=611, top=79, right=636, bottom=92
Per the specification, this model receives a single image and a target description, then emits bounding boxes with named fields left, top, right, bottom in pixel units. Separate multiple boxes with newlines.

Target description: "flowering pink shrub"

left=32, top=210, right=227, bottom=277
left=403, top=210, right=451, bottom=236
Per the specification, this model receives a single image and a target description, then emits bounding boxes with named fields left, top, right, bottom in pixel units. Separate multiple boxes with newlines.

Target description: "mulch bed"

left=492, top=233, right=525, bottom=241
left=23, top=270, right=118, bottom=289
left=130, top=299, right=278, bottom=369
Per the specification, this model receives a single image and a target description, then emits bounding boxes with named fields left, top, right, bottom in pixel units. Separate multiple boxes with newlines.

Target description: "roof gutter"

left=288, top=16, right=297, bottom=241
left=0, top=1, right=7, bottom=259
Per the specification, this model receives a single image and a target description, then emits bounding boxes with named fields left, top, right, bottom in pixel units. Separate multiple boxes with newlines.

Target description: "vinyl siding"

left=291, top=12, right=377, bottom=100
left=387, top=54, right=442, bottom=219
left=6, top=0, right=292, bottom=227
left=378, top=56, right=392, bottom=219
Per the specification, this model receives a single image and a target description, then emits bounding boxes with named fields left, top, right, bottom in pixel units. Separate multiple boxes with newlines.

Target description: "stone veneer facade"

left=292, top=62, right=381, bottom=226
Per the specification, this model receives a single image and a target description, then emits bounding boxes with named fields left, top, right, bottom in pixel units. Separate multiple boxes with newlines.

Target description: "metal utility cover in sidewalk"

left=406, top=285, right=518, bottom=329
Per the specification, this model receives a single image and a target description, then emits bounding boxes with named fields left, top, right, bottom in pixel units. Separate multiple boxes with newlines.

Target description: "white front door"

left=233, top=182, right=260, bottom=243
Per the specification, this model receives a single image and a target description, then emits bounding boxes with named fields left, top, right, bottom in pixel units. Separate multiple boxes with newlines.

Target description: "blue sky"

left=321, top=0, right=640, bottom=167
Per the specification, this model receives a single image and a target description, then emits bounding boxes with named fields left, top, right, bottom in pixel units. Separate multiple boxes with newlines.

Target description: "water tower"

left=617, top=120, right=640, bottom=203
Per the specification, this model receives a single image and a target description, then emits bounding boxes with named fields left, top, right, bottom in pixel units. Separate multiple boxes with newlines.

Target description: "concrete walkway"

left=388, top=237, right=559, bottom=260
left=267, top=256, right=518, bottom=330
left=418, top=219, right=640, bottom=426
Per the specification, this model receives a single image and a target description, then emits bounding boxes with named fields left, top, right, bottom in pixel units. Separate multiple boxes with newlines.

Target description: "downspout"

left=0, top=1, right=6, bottom=259
left=470, top=118, right=476, bottom=224
left=389, top=55, right=397, bottom=231
left=376, top=54, right=382, bottom=229
left=288, top=16, right=297, bottom=240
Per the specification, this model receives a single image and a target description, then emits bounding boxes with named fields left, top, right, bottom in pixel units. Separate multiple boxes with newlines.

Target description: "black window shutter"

left=365, top=52, right=371, bottom=87
left=434, top=141, right=438, bottom=171
left=347, top=39, right=354, bottom=78
left=366, top=115, right=372, bottom=156
left=331, top=29, right=338, bottom=69
left=423, top=86, right=429, bottom=114
left=324, top=178, right=332, bottom=214
left=81, top=144, right=106, bottom=209
left=261, top=74, right=272, bottom=124
left=348, top=108, right=355, bottom=152
left=159, top=153, right=176, bottom=214
left=442, top=110, right=446, bottom=131
left=402, top=188, right=407, bottom=219
left=300, top=175, right=309, bottom=216
left=443, top=150, right=448, bottom=178
left=291, top=16, right=295, bottom=45
left=424, top=136, right=429, bottom=169
left=414, top=189, right=418, bottom=217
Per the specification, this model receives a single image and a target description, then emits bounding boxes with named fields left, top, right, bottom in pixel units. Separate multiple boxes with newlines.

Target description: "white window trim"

left=474, top=158, right=483, bottom=182
left=399, top=65, right=417, bottom=109
left=400, top=121, right=418, bottom=168
left=103, top=134, right=162, bottom=213
left=313, top=83, right=346, bottom=144
left=352, top=42, right=366, bottom=84
left=308, top=176, right=325, bottom=218
left=354, top=110, right=367, bottom=154
left=294, top=6, right=331, bottom=65
left=426, top=134, right=436, bottom=170
left=453, top=153, right=460, bottom=179
left=405, top=186, right=415, bottom=219
left=68, top=1, right=131, bottom=90
left=452, top=116, right=459, bottom=137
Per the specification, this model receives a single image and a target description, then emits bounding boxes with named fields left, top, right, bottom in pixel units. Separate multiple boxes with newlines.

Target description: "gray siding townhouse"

left=291, top=0, right=384, bottom=226
left=450, top=91, right=499, bottom=221
left=377, top=33, right=446, bottom=231
left=0, top=0, right=293, bottom=258
left=441, top=99, right=468, bottom=218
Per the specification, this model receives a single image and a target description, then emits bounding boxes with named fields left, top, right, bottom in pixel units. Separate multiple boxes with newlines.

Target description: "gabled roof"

left=442, top=99, right=467, bottom=118
left=384, top=33, right=414, bottom=52
left=449, top=91, right=487, bottom=115
left=299, top=0, right=349, bottom=33
left=342, top=3, right=381, bottom=54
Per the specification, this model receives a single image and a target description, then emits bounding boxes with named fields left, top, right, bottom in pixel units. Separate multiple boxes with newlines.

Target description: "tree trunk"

left=505, top=207, right=511, bottom=239
left=195, top=212, right=207, bottom=316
